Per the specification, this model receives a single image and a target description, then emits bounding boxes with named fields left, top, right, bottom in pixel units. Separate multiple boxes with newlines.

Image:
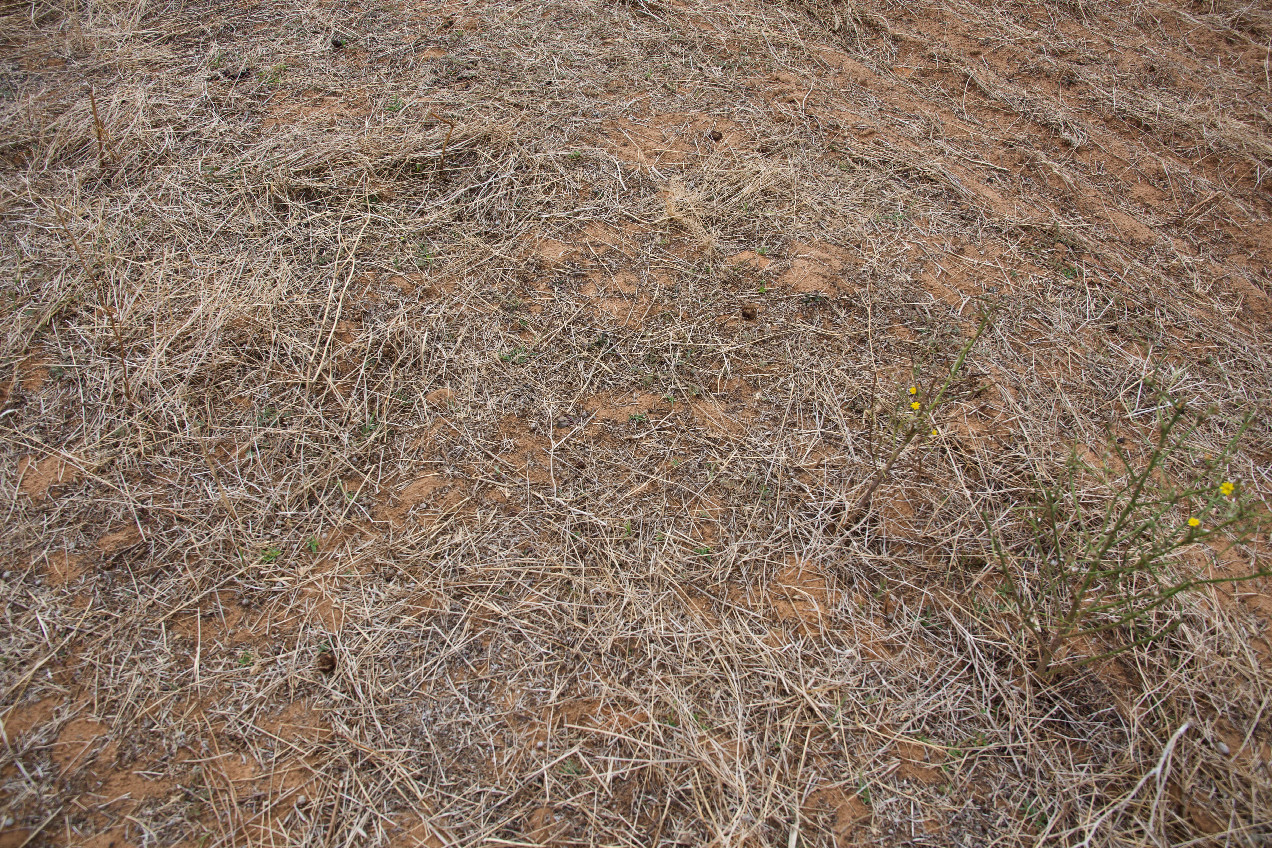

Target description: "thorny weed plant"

left=851, top=310, right=992, bottom=520
left=991, top=394, right=1265, bottom=680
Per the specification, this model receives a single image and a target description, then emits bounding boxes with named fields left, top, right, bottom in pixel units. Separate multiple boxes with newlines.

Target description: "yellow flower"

left=1220, top=481, right=1234, bottom=497
left=1187, top=517, right=1201, bottom=528
left=910, top=401, right=921, bottom=410
left=908, top=386, right=918, bottom=395
left=930, top=428, right=938, bottom=437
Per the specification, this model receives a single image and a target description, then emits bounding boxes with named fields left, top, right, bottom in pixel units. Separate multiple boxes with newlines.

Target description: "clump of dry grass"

left=1, top=0, right=1270, bottom=845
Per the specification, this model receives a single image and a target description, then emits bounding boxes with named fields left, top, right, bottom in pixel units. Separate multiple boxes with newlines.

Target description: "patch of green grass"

left=261, top=63, right=286, bottom=86
left=499, top=346, right=529, bottom=364
left=414, top=242, right=436, bottom=268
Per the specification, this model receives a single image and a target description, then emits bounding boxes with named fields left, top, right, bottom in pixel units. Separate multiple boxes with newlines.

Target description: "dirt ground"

left=1, top=0, right=1271, bottom=844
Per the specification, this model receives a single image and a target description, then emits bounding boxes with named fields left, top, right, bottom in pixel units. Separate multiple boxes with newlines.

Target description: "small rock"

left=553, top=413, right=589, bottom=430
left=217, top=65, right=254, bottom=82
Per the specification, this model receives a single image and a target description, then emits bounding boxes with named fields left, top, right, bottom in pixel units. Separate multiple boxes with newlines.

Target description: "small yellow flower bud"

left=910, top=401, right=921, bottom=410
left=1187, top=517, right=1201, bottom=528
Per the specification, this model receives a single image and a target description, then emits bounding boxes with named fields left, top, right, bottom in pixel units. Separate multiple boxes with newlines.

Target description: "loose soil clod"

left=314, top=653, right=337, bottom=676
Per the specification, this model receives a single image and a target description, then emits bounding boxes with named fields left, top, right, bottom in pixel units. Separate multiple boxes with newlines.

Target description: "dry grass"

left=1, top=0, right=1271, bottom=844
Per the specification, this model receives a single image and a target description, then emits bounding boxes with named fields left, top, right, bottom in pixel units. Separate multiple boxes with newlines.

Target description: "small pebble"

left=553, top=413, right=588, bottom=429
left=1216, top=740, right=1231, bottom=756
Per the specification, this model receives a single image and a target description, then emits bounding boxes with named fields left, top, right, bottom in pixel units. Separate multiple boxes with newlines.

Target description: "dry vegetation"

left=2, top=0, right=1272, bottom=844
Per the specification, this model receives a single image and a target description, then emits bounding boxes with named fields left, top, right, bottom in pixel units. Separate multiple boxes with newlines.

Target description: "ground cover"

left=1, top=0, right=1271, bottom=844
